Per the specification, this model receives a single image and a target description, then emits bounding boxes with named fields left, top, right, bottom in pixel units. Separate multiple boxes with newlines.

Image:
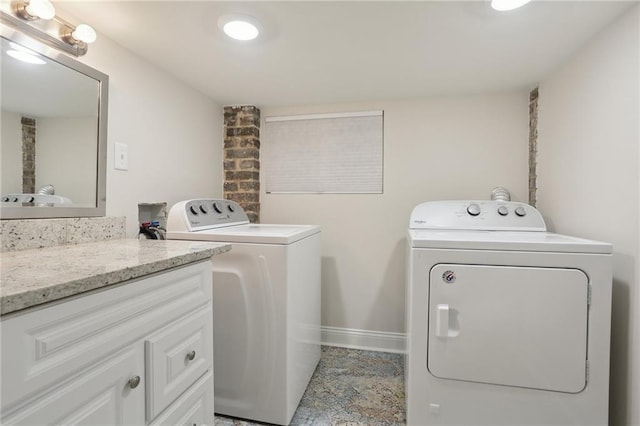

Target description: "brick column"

left=223, top=106, right=261, bottom=223
left=21, top=117, right=36, bottom=194
left=528, top=87, right=539, bottom=207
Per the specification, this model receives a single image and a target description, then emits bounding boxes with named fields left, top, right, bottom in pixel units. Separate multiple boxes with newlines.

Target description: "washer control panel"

left=1, top=193, right=72, bottom=205
left=167, top=199, right=249, bottom=232
left=410, top=200, right=546, bottom=231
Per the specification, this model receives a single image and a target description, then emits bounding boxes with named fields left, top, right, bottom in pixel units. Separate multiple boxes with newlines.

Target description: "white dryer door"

left=428, top=264, right=589, bottom=393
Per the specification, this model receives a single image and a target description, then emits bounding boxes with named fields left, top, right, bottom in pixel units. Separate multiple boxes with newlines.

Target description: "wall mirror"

left=0, top=25, right=108, bottom=219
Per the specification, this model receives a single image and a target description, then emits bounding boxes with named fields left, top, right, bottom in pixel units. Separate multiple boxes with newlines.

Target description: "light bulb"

left=491, top=0, right=532, bottom=11
left=72, top=24, right=97, bottom=44
left=24, top=0, right=55, bottom=20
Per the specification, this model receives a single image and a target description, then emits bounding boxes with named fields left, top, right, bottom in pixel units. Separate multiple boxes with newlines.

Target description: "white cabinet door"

left=428, top=264, right=589, bottom=393
left=145, top=305, right=212, bottom=420
left=2, top=345, right=145, bottom=425
left=148, top=371, right=213, bottom=426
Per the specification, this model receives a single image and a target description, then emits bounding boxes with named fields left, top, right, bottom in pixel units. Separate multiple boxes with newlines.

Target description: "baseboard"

left=321, top=326, right=406, bottom=354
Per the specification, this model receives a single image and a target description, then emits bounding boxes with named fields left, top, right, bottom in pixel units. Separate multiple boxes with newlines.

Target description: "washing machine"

left=405, top=200, right=612, bottom=426
left=166, top=199, right=321, bottom=425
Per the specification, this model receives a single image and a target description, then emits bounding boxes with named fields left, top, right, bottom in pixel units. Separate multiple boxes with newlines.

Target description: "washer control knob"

left=199, top=205, right=208, bottom=214
left=497, top=206, right=509, bottom=216
left=515, top=206, right=527, bottom=217
left=189, top=206, right=199, bottom=215
left=213, top=202, right=223, bottom=214
left=228, top=204, right=235, bottom=212
left=466, top=203, right=481, bottom=216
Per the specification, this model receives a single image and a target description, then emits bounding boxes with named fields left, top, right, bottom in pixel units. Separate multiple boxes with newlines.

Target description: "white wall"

left=262, top=92, right=529, bottom=337
left=66, top=22, right=224, bottom=235
left=1, top=110, right=22, bottom=195
left=37, top=117, right=97, bottom=206
left=537, top=5, right=639, bottom=426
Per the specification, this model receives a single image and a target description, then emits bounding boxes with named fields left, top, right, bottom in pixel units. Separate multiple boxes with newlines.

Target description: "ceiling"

left=56, top=1, right=635, bottom=108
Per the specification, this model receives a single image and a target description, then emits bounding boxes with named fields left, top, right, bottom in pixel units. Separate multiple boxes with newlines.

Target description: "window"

left=264, top=111, right=383, bottom=194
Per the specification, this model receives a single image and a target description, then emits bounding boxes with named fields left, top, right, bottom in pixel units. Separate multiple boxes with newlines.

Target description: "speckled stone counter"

left=1, top=217, right=127, bottom=252
left=0, top=239, right=231, bottom=315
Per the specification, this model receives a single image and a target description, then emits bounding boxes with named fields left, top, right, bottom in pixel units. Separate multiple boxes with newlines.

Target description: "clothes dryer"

left=167, top=199, right=321, bottom=425
left=405, top=200, right=612, bottom=426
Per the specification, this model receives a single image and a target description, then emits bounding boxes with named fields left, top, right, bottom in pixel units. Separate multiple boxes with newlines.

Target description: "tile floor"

left=214, top=346, right=406, bottom=426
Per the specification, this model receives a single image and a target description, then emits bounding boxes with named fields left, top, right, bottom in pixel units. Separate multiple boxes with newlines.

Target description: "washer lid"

left=409, top=229, right=612, bottom=254
left=167, top=199, right=250, bottom=232
left=167, top=224, right=320, bottom=245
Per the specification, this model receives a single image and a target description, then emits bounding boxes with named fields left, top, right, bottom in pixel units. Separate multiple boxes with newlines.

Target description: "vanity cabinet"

left=0, top=261, right=214, bottom=425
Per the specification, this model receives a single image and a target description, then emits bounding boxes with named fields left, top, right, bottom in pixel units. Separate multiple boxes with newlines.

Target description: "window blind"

left=264, top=111, right=383, bottom=193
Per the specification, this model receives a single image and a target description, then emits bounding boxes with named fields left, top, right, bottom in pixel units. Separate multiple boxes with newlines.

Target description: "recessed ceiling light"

left=219, top=15, right=261, bottom=41
left=491, top=0, right=532, bottom=11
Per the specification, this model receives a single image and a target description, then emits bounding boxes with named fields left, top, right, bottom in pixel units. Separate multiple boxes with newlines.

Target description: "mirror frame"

left=0, top=24, right=108, bottom=220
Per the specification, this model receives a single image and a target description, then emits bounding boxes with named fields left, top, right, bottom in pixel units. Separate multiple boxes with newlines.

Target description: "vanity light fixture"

left=16, top=0, right=55, bottom=21
left=2, top=0, right=97, bottom=56
left=491, top=0, right=532, bottom=11
left=219, top=15, right=261, bottom=41
left=63, top=23, right=97, bottom=45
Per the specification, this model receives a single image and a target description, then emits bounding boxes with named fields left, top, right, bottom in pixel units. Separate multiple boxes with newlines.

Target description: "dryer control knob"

left=213, top=202, right=224, bottom=214
left=199, top=205, right=208, bottom=214
left=515, top=206, right=527, bottom=217
left=497, top=206, right=509, bottom=216
left=228, top=204, right=235, bottom=212
left=467, top=203, right=481, bottom=216
left=189, top=206, right=198, bottom=215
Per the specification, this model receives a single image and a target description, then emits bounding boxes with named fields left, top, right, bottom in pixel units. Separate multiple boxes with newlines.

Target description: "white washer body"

left=167, top=199, right=321, bottom=425
left=405, top=200, right=612, bottom=426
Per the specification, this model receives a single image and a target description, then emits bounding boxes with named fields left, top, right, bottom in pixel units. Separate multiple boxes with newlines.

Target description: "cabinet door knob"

left=128, top=375, right=141, bottom=389
left=186, top=350, right=196, bottom=361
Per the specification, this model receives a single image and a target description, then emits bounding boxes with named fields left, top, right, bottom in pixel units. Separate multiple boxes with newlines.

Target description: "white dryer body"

left=405, top=200, right=612, bottom=426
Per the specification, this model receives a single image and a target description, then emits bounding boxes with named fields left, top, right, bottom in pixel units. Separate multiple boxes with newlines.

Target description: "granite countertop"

left=0, top=239, right=231, bottom=315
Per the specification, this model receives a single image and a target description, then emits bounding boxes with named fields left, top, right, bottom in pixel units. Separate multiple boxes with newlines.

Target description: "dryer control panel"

left=167, top=199, right=249, bottom=232
left=410, top=200, right=546, bottom=231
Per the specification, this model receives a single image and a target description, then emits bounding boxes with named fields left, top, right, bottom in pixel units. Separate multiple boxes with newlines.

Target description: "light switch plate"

left=114, top=143, right=128, bottom=171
